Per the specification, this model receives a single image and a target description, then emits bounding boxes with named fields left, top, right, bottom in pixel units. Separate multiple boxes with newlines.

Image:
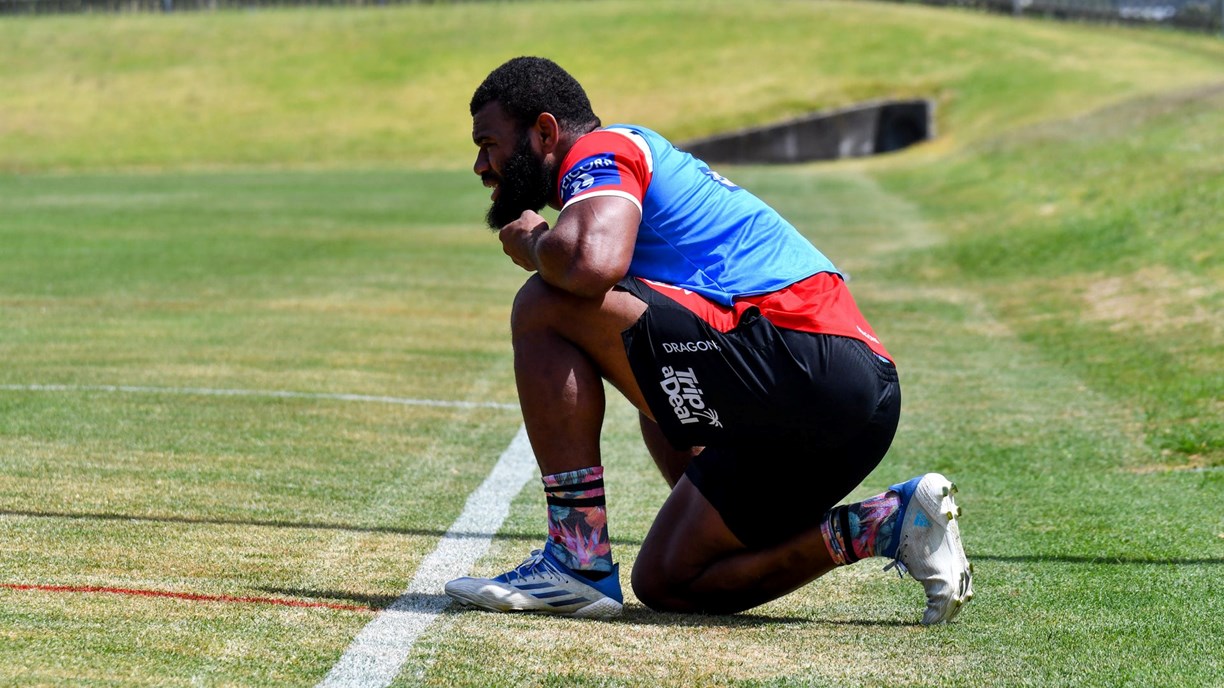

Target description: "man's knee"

left=510, top=274, right=557, bottom=333
left=509, top=274, right=646, bottom=346
left=630, top=514, right=711, bottom=614
left=630, top=555, right=693, bottom=613
left=509, top=273, right=605, bottom=333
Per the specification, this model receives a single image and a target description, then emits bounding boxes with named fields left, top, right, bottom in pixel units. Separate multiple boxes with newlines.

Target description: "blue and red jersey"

left=556, top=124, right=891, bottom=361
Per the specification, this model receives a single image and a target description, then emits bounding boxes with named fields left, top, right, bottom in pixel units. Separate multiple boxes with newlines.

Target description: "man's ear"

left=533, top=112, right=561, bottom=156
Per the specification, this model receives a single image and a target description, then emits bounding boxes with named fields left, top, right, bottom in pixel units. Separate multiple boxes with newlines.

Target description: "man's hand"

left=498, top=210, right=550, bottom=272
left=498, top=197, right=640, bottom=298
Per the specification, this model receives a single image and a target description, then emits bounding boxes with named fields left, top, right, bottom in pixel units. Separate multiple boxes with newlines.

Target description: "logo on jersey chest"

left=659, top=366, right=722, bottom=427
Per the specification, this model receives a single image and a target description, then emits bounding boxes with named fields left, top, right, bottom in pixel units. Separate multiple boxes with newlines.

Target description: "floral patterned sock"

left=821, top=491, right=902, bottom=565
left=542, top=466, right=613, bottom=576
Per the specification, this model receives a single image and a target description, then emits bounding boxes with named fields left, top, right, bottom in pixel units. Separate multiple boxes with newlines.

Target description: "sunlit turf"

left=0, top=169, right=525, bottom=685
left=876, top=85, right=1224, bottom=466
left=2, top=156, right=1220, bottom=685
left=2, top=0, right=1224, bottom=171
left=2, top=0, right=1222, bottom=685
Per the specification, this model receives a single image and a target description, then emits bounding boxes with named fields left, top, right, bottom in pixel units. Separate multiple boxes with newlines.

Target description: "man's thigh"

left=684, top=414, right=897, bottom=550
left=513, top=273, right=651, bottom=413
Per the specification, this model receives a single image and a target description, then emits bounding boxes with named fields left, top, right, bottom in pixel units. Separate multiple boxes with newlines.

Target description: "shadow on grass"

left=605, top=606, right=813, bottom=627
left=973, top=554, right=1224, bottom=566
left=258, top=586, right=910, bottom=627
left=14, top=510, right=1221, bottom=567
left=609, top=609, right=913, bottom=627
left=0, top=508, right=643, bottom=547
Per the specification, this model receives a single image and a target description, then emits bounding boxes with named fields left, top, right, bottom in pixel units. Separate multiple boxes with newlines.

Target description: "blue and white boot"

left=445, top=548, right=623, bottom=619
left=882, top=473, right=974, bottom=624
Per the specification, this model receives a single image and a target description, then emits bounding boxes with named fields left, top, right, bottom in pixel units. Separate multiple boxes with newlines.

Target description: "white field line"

left=4, top=381, right=533, bottom=684
left=317, top=424, right=537, bottom=688
left=0, top=384, right=518, bottom=411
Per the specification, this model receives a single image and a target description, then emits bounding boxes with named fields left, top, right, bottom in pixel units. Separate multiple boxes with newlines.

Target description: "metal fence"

left=886, top=0, right=1222, bottom=32
left=0, top=0, right=1220, bottom=34
left=0, top=0, right=482, bottom=14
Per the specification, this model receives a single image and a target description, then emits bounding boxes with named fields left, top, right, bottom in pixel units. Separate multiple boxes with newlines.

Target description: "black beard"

left=485, top=134, right=555, bottom=230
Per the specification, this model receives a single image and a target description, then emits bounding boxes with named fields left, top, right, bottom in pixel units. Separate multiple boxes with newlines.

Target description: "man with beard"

left=444, top=57, right=973, bottom=623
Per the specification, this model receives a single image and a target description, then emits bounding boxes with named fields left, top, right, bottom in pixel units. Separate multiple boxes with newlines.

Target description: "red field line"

left=0, top=583, right=375, bottom=613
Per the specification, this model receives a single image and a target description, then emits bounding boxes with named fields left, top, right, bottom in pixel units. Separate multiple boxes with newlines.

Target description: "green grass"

left=0, top=171, right=528, bottom=686
left=876, top=84, right=1224, bottom=466
left=2, top=1, right=1222, bottom=686
left=2, top=0, right=1224, bottom=171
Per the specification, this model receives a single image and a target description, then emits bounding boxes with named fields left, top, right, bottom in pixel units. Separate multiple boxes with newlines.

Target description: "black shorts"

left=618, top=277, right=901, bottom=548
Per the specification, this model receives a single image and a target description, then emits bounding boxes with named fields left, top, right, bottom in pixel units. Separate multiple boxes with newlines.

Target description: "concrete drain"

left=678, top=99, right=933, bottom=164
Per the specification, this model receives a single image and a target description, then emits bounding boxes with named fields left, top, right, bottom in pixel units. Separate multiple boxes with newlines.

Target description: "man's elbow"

left=560, top=265, right=624, bottom=299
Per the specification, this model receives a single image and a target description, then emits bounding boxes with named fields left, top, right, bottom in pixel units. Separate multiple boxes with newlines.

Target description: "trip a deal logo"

left=562, top=153, right=620, bottom=198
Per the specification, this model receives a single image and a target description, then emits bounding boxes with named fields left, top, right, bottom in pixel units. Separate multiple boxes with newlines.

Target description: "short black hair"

left=470, top=56, right=600, bottom=134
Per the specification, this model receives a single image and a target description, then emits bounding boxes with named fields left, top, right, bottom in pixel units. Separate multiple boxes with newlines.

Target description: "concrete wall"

left=677, top=99, right=934, bottom=164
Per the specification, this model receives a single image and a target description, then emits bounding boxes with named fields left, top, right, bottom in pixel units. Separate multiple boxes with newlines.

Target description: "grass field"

left=1, top=1, right=1222, bottom=686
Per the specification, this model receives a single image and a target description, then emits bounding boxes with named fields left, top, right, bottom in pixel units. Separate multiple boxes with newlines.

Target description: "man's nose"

left=473, top=149, right=490, bottom=177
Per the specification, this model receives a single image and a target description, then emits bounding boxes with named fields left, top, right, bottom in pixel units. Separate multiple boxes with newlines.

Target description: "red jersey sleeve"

left=556, top=128, right=654, bottom=211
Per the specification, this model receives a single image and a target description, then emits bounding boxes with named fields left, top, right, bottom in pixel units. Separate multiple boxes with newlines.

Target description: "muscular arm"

left=499, top=195, right=641, bottom=299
